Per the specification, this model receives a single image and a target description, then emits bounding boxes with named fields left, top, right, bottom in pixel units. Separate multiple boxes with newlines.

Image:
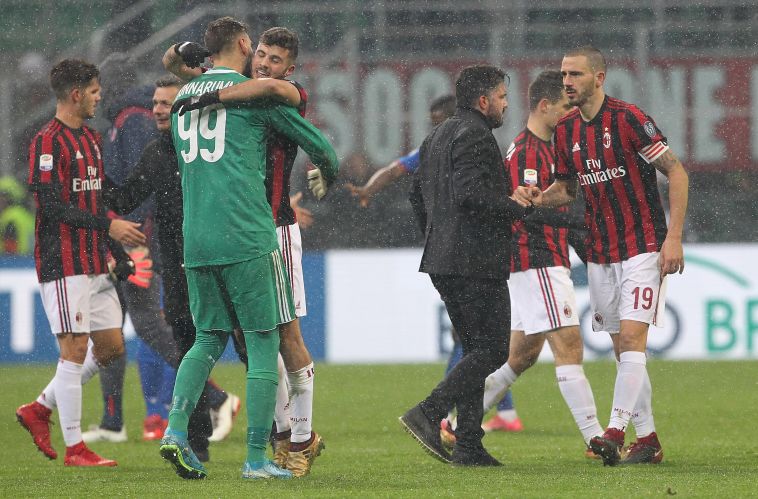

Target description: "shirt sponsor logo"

left=579, top=158, right=627, bottom=186
left=39, top=154, right=53, bottom=171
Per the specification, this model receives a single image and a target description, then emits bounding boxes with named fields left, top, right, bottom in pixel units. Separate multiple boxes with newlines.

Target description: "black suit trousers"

left=420, top=274, right=511, bottom=449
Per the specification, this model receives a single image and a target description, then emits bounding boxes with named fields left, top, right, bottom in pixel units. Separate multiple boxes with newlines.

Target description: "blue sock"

left=138, top=339, right=166, bottom=417
left=445, top=341, right=463, bottom=375
left=497, top=389, right=515, bottom=412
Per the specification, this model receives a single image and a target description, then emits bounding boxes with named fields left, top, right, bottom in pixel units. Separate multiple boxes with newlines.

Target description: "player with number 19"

left=513, top=46, right=689, bottom=466
left=160, top=17, right=337, bottom=480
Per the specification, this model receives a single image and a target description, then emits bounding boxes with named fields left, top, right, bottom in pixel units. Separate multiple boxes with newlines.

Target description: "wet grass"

left=2, top=360, right=756, bottom=497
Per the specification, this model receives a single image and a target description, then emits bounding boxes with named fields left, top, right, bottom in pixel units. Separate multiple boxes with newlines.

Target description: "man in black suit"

left=401, top=65, right=532, bottom=467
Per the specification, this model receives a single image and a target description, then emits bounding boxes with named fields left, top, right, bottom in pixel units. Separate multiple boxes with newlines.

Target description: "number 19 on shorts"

left=177, top=107, right=227, bottom=163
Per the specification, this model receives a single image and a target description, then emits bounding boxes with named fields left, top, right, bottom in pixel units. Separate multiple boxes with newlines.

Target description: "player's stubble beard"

left=242, top=51, right=253, bottom=78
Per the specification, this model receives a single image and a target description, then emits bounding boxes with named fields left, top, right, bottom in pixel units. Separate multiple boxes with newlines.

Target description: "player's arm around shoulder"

left=652, top=148, right=689, bottom=276
left=267, top=104, right=339, bottom=183
left=220, top=78, right=301, bottom=107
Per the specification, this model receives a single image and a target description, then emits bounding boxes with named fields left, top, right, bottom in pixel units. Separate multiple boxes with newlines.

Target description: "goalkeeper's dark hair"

left=259, top=27, right=299, bottom=61
left=528, top=70, right=564, bottom=111
left=565, top=45, right=607, bottom=73
left=204, top=16, right=249, bottom=55
left=50, top=59, right=99, bottom=100
left=430, top=94, right=456, bottom=118
left=155, top=74, right=184, bottom=89
left=455, top=65, right=509, bottom=110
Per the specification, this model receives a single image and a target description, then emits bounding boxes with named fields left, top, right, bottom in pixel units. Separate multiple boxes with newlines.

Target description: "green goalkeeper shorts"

left=185, top=249, right=295, bottom=332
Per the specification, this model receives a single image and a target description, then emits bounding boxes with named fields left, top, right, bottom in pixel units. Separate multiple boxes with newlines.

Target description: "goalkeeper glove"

left=108, top=246, right=153, bottom=289
left=171, top=90, right=220, bottom=115
left=307, top=168, right=328, bottom=200
left=125, top=246, right=153, bottom=288
left=174, top=41, right=210, bottom=68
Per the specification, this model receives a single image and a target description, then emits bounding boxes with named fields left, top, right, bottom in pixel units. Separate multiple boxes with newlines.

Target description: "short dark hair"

left=259, top=27, right=299, bottom=60
left=429, top=94, right=456, bottom=118
left=565, top=45, right=606, bottom=73
left=155, top=74, right=184, bottom=89
left=49, top=59, right=99, bottom=100
left=528, top=70, right=565, bottom=111
left=455, top=65, right=508, bottom=109
left=204, top=16, right=249, bottom=55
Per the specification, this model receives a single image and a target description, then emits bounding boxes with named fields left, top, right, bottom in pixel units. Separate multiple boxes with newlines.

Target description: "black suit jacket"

left=410, top=107, right=529, bottom=279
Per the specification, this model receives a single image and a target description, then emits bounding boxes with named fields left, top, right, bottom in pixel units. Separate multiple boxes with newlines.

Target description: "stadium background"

left=1, top=0, right=757, bottom=364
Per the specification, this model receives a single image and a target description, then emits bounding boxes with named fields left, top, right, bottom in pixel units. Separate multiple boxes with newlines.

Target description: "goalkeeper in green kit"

left=159, top=16, right=338, bottom=480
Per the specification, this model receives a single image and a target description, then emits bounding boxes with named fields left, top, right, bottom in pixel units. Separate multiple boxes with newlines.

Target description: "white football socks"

left=37, top=347, right=99, bottom=410
left=555, top=364, right=603, bottom=444
left=54, top=359, right=84, bottom=446
left=630, top=365, right=656, bottom=438
left=482, top=363, right=518, bottom=412
left=273, top=354, right=291, bottom=434
left=608, top=351, right=647, bottom=432
left=287, top=362, right=315, bottom=444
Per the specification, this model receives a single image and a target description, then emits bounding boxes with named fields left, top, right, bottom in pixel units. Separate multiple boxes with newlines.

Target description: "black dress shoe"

left=399, top=405, right=452, bottom=463
left=451, top=445, right=503, bottom=466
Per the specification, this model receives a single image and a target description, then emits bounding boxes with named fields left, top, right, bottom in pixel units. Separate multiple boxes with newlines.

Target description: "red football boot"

left=589, top=428, right=625, bottom=466
left=622, top=432, right=663, bottom=464
left=64, top=442, right=118, bottom=467
left=16, top=401, right=57, bottom=460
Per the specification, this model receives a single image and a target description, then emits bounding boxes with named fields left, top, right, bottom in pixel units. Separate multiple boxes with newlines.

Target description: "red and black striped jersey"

left=554, top=96, right=669, bottom=264
left=266, top=80, right=308, bottom=227
left=505, top=128, right=570, bottom=272
left=28, top=118, right=112, bottom=282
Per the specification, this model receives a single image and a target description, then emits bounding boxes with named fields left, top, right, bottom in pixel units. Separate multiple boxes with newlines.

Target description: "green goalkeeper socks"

left=244, top=329, right=280, bottom=463
left=168, top=329, right=228, bottom=433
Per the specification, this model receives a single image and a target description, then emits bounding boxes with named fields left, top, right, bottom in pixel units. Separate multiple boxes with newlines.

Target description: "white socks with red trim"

left=555, top=364, right=603, bottom=444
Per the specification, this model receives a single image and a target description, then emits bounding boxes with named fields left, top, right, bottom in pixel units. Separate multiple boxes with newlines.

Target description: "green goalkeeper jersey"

left=172, top=67, right=338, bottom=268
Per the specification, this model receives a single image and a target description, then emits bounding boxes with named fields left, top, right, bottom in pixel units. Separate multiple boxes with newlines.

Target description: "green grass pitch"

left=1, top=360, right=756, bottom=497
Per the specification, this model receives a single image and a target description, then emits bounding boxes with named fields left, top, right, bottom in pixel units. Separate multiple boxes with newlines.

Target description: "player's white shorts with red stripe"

left=509, top=266, right=579, bottom=335
left=587, top=251, right=667, bottom=333
left=40, top=274, right=123, bottom=335
left=277, top=223, right=306, bottom=317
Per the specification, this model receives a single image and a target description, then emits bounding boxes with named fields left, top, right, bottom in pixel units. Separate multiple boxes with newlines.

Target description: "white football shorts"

left=587, top=251, right=667, bottom=333
left=40, top=273, right=123, bottom=335
left=277, top=223, right=307, bottom=317
left=509, top=266, right=579, bottom=335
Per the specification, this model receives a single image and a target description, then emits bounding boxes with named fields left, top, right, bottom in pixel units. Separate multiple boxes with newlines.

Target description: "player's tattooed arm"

left=653, top=149, right=689, bottom=275
left=218, top=78, right=301, bottom=107
left=162, top=44, right=203, bottom=81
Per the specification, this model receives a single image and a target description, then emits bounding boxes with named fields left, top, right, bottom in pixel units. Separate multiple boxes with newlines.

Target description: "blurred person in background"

left=0, top=176, right=34, bottom=255
left=16, top=58, right=145, bottom=467
left=514, top=46, right=689, bottom=466
left=347, top=94, right=456, bottom=207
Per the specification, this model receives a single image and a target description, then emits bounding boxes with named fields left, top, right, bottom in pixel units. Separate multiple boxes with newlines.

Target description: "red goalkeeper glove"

left=125, top=246, right=153, bottom=288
